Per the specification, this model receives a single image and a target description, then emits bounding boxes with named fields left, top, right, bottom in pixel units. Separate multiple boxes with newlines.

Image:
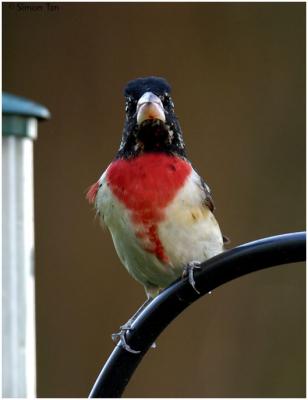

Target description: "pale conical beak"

left=136, top=92, right=166, bottom=125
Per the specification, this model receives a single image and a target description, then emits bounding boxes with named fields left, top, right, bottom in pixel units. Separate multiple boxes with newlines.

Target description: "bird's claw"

left=112, top=323, right=157, bottom=353
left=183, top=261, right=202, bottom=294
left=111, top=323, right=141, bottom=354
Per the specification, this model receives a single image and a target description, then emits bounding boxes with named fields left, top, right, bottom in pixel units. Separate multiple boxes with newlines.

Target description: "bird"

left=87, top=76, right=226, bottom=352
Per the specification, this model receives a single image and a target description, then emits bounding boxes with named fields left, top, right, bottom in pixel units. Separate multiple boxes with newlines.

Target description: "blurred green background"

left=3, top=2, right=305, bottom=397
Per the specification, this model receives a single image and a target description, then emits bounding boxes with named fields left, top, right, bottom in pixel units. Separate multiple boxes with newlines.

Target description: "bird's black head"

left=116, top=76, right=187, bottom=159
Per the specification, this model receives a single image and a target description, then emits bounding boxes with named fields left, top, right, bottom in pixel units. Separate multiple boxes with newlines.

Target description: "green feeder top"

left=2, top=92, right=50, bottom=120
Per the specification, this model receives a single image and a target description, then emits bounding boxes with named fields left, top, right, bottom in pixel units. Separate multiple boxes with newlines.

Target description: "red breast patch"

left=106, top=153, right=191, bottom=263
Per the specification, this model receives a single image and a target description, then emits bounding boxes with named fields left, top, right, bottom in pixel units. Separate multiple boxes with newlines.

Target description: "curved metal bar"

left=89, top=232, right=306, bottom=398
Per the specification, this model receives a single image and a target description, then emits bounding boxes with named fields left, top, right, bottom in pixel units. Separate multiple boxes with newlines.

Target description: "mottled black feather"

left=199, top=177, right=215, bottom=212
left=117, top=77, right=186, bottom=160
left=124, top=77, right=171, bottom=100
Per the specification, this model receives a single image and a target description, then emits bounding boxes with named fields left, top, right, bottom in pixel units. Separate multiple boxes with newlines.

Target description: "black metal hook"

left=89, top=232, right=306, bottom=398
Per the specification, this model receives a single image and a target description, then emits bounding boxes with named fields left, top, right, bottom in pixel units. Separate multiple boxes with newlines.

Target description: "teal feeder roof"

left=2, top=93, right=50, bottom=138
left=2, top=92, right=50, bottom=120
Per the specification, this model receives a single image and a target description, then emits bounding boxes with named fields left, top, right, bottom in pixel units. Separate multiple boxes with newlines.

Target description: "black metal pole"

left=89, top=232, right=306, bottom=398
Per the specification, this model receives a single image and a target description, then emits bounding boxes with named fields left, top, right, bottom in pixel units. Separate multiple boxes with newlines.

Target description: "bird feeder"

left=2, top=93, right=50, bottom=397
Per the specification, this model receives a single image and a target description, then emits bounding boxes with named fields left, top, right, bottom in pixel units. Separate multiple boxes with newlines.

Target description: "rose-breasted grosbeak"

left=87, top=77, right=226, bottom=351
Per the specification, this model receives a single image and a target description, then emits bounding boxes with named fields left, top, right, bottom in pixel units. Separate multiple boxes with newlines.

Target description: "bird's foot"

left=111, top=322, right=141, bottom=354
left=183, top=261, right=202, bottom=294
left=112, top=322, right=157, bottom=353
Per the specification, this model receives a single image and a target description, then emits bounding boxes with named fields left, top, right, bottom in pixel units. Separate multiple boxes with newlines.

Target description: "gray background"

left=3, top=2, right=305, bottom=397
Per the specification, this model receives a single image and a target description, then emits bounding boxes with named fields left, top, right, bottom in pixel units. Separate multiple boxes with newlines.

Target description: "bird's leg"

left=182, top=260, right=202, bottom=294
left=112, top=298, right=153, bottom=354
left=119, top=297, right=152, bottom=330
